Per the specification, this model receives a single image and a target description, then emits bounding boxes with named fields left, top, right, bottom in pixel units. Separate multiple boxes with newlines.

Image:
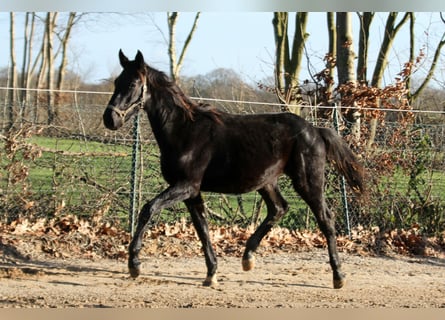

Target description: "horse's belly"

left=200, top=159, right=285, bottom=194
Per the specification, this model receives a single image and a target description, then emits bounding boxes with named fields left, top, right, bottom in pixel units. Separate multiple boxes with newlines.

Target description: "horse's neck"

left=145, top=99, right=188, bottom=148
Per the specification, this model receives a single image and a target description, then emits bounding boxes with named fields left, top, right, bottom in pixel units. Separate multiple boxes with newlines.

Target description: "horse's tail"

left=318, top=127, right=365, bottom=195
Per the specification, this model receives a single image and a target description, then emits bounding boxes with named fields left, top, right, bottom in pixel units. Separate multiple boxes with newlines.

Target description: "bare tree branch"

left=176, top=12, right=200, bottom=80
left=410, top=32, right=445, bottom=101
left=371, top=12, right=410, bottom=87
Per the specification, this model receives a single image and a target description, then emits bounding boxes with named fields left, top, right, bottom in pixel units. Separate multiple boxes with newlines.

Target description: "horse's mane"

left=145, top=65, right=221, bottom=123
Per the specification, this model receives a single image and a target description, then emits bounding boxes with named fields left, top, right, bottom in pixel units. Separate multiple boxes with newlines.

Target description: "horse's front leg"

left=128, top=184, right=198, bottom=278
left=184, top=195, right=217, bottom=286
left=128, top=201, right=154, bottom=278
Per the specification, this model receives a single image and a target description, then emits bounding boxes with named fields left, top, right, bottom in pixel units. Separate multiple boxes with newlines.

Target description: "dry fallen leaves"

left=0, top=217, right=444, bottom=261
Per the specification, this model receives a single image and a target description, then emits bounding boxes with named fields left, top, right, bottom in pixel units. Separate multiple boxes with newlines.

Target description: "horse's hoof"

left=129, top=267, right=140, bottom=279
left=333, top=278, right=345, bottom=289
left=128, top=260, right=141, bottom=279
left=203, top=275, right=218, bottom=287
left=242, top=256, right=255, bottom=271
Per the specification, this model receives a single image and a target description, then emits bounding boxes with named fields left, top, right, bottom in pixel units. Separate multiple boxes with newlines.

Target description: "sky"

left=71, top=12, right=280, bottom=83
left=1, top=12, right=444, bottom=87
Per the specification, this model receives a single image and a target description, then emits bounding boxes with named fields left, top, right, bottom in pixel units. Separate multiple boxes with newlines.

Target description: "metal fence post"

left=333, top=104, right=352, bottom=238
left=129, top=112, right=140, bottom=236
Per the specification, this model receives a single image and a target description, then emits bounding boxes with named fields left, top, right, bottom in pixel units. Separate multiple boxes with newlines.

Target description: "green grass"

left=378, top=168, right=445, bottom=199
left=28, top=136, right=129, bottom=153
left=26, top=136, right=133, bottom=189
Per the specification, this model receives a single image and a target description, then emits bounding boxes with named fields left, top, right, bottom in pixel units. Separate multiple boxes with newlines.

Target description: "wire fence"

left=1, top=87, right=444, bottom=236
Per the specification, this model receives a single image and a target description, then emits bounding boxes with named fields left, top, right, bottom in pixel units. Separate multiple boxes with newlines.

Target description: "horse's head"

left=103, top=50, right=148, bottom=130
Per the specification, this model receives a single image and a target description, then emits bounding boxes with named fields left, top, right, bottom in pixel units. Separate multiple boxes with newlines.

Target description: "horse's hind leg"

left=312, top=201, right=345, bottom=289
left=289, top=161, right=345, bottom=289
left=242, top=183, right=288, bottom=271
left=184, top=194, right=218, bottom=286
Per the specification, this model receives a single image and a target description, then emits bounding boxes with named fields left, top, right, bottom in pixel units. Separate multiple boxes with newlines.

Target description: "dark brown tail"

left=318, top=127, right=365, bottom=195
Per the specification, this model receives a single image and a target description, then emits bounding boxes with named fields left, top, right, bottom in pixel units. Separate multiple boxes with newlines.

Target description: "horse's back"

left=199, top=112, right=313, bottom=193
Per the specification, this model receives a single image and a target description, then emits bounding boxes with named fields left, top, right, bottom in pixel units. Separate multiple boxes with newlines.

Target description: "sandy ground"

left=1, top=248, right=444, bottom=308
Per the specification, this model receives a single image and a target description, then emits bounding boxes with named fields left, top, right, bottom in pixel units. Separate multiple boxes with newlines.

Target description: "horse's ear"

left=135, top=50, right=145, bottom=70
left=119, top=49, right=129, bottom=68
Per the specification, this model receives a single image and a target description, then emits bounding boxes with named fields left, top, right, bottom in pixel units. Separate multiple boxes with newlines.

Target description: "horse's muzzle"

left=103, top=105, right=123, bottom=130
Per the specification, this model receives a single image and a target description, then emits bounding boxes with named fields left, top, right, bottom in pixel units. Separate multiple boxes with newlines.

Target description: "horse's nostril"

left=103, top=108, right=122, bottom=130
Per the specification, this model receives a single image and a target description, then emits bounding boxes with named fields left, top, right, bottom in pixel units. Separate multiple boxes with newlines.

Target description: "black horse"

left=103, top=50, right=365, bottom=289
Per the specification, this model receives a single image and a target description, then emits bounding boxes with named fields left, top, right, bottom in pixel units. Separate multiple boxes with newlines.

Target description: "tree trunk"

left=356, top=12, right=374, bottom=149
left=25, top=13, right=37, bottom=122
left=405, top=13, right=416, bottom=97
left=35, top=33, right=47, bottom=124
left=288, top=12, right=308, bottom=115
left=45, top=12, right=57, bottom=125
left=55, top=12, right=79, bottom=113
left=272, top=11, right=289, bottom=107
left=167, top=12, right=200, bottom=83
left=6, top=12, right=17, bottom=131
left=167, top=12, right=179, bottom=81
left=367, top=12, right=410, bottom=148
left=19, top=12, right=30, bottom=125
left=336, top=12, right=360, bottom=142
left=273, top=12, right=308, bottom=114
left=18, top=12, right=37, bottom=125
left=336, top=12, right=356, bottom=85
left=356, top=12, right=374, bottom=83
left=325, top=12, right=336, bottom=104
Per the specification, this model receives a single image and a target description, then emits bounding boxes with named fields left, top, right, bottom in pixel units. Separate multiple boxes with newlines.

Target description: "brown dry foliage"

left=1, top=216, right=443, bottom=262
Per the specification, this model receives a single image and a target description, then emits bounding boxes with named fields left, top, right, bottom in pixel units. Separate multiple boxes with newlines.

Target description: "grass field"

left=27, top=136, right=133, bottom=188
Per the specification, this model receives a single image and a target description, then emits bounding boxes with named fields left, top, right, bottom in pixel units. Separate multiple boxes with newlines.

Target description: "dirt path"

left=1, top=249, right=444, bottom=308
